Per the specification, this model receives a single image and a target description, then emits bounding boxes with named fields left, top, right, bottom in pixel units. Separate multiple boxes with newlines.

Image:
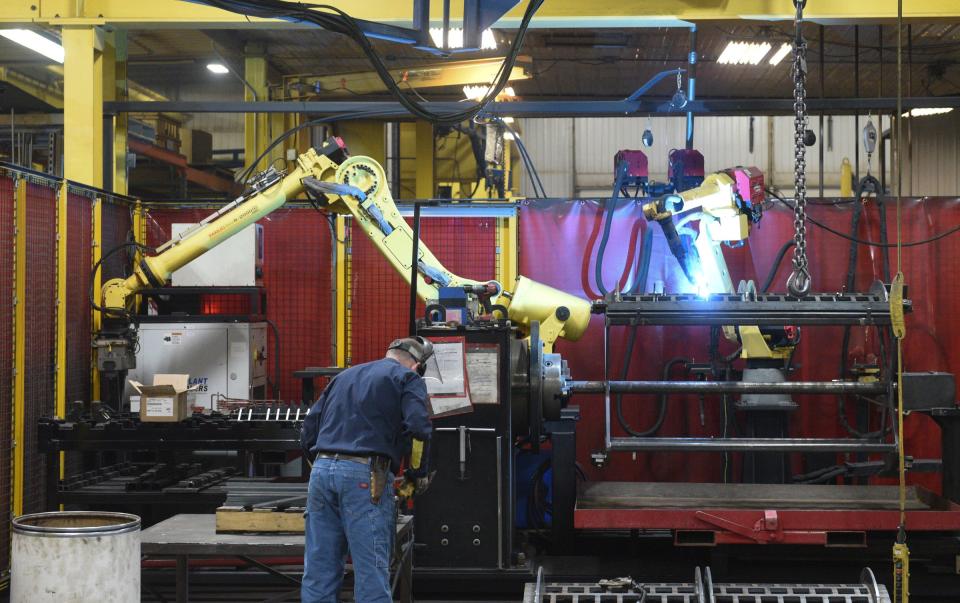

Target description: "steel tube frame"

left=572, top=380, right=888, bottom=395
left=607, top=437, right=896, bottom=453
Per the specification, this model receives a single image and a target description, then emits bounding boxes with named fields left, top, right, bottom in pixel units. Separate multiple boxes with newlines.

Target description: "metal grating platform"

left=598, top=292, right=902, bottom=327
left=523, top=582, right=890, bottom=603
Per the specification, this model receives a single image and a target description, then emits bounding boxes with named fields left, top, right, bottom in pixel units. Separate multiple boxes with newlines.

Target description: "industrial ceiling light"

left=0, top=29, right=64, bottom=63
left=768, top=42, right=792, bottom=66
left=717, top=41, right=772, bottom=65
left=462, top=84, right=515, bottom=102
left=206, top=63, right=230, bottom=74
left=429, top=28, right=497, bottom=50
left=901, top=107, right=954, bottom=117
left=502, top=116, right=515, bottom=124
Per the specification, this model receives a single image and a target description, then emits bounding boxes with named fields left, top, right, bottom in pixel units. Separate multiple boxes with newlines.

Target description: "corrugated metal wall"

left=517, top=113, right=935, bottom=197
left=904, top=111, right=960, bottom=196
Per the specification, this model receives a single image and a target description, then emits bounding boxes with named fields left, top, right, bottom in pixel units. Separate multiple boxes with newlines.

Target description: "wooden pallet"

left=215, top=505, right=305, bottom=533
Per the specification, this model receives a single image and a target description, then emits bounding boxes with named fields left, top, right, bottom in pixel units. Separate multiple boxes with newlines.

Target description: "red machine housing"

left=723, top=166, right=765, bottom=208
left=614, top=149, right=649, bottom=185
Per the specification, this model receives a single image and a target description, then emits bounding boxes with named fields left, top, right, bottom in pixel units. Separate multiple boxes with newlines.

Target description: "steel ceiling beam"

left=2, top=0, right=959, bottom=28
left=103, top=96, right=960, bottom=117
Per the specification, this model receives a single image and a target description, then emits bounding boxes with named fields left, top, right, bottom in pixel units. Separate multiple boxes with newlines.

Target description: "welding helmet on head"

left=388, top=336, right=435, bottom=375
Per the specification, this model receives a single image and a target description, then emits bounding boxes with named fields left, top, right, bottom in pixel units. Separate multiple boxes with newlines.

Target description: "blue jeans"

left=302, top=457, right=396, bottom=603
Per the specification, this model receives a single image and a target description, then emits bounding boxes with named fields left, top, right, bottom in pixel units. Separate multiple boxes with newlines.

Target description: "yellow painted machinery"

left=641, top=166, right=795, bottom=362
left=94, top=137, right=589, bottom=376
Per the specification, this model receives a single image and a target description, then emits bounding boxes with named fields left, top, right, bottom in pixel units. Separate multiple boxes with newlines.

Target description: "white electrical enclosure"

left=126, top=322, right=268, bottom=411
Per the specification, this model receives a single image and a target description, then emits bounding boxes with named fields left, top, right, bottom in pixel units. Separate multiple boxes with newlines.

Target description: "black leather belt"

left=315, top=452, right=376, bottom=466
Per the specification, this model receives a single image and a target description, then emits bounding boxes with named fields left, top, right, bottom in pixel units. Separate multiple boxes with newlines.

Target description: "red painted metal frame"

left=575, top=486, right=960, bottom=545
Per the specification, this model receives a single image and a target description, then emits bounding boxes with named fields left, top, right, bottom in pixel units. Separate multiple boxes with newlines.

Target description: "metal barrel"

left=569, top=380, right=888, bottom=395
left=11, top=511, right=141, bottom=603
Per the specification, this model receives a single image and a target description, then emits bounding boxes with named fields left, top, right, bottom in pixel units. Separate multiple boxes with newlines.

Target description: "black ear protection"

left=388, top=336, right=435, bottom=376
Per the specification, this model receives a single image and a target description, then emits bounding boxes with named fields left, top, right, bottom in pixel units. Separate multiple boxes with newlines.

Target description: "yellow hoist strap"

left=892, top=1, right=909, bottom=601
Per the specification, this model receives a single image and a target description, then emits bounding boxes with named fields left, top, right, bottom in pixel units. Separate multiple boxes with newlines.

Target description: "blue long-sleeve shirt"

left=303, top=358, right=432, bottom=473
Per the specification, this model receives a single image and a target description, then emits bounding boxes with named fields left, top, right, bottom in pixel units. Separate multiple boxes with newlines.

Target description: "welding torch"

left=642, top=194, right=702, bottom=285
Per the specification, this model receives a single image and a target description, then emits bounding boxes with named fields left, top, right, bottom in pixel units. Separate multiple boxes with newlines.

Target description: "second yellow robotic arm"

left=100, top=140, right=591, bottom=354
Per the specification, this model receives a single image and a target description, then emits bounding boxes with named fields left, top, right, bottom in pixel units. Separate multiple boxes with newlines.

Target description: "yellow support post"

left=12, top=176, right=26, bottom=518
left=108, top=31, right=129, bottom=194
left=335, top=216, right=348, bottom=367
left=62, top=26, right=104, bottom=187
left=415, top=121, right=435, bottom=199
left=55, top=182, right=68, bottom=418
left=497, top=215, right=518, bottom=291
left=56, top=180, right=68, bottom=499
left=90, top=198, right=102, bottom=400
left=243, top=43, right=268, bottom=174
left=131, top=200, right=145, bottom=312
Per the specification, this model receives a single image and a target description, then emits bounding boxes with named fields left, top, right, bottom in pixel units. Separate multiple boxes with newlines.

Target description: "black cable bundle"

left=194, top=0, right=544, bottom=125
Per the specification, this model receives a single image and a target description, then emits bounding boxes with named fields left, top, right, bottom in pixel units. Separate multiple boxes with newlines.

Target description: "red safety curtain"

left=519, top=197, right=960, bottom=492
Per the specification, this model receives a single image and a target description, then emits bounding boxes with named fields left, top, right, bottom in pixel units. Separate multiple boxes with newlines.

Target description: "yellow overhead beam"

left=0, top=67, right=64, bottom=109
left=2, top=0, right=958, bottom=27
left=285, top=57, right=531, bottom=97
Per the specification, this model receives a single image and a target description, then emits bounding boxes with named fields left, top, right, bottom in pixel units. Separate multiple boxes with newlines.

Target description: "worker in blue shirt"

left=300, top=336, right=434, bottom=603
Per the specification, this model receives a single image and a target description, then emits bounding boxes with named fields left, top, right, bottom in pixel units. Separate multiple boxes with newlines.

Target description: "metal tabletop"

left=141, top=513, right=306, bottom=557
left=142, top=513, right=414, bottom=603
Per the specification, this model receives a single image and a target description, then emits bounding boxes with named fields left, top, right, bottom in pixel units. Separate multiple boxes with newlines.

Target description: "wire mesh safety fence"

left=64, top=191, right=94, bottom=480
left=0, top=175, right=15, bottom=569
left=22, top=180, right=56, bottom=515
left=347, top=216, right=499, bottom=365
left=66, top=193, right=92, bottom=409
left=0, top=165, right=136, bottom=565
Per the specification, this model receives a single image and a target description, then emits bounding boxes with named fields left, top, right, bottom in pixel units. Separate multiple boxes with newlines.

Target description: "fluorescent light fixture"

left=429, top=27, right=497, bottom=50
left=502, top=116, right=515, bottom=124
left=717, top=41, right=772, bottom=66
left=462, top=84, right=516, bottom=102
left=901, top=107, right=954, bottom=117
left=0, top=29, right=64, bottom=63
left=768, top=42, right=792, bottom=66
left=206, top=63, right=230, bottom=74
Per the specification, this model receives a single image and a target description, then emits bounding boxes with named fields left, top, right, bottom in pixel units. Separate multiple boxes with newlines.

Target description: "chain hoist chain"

left=787, top=0, right=812, bottom=297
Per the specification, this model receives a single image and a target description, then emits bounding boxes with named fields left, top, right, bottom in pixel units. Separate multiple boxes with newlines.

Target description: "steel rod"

left=104, top=97, right=960, bottom=116
left=572, top=380, right=888, bottom=395
left=608, top=437, right=896, bottom=453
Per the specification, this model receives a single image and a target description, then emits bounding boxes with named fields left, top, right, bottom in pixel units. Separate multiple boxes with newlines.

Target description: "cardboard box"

left=129, top=374, right=197, bottom=422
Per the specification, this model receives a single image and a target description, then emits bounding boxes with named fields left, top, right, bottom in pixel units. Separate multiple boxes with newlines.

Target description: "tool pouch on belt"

left=370, top=457, right=390, bottom=504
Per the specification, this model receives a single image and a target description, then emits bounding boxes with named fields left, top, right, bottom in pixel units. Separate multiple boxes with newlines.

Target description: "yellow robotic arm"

left=641, top=170, right=752, bottom=295
left=98, top=139, right=589, bottom=362
left=641, top=167, right=790, bottom=359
